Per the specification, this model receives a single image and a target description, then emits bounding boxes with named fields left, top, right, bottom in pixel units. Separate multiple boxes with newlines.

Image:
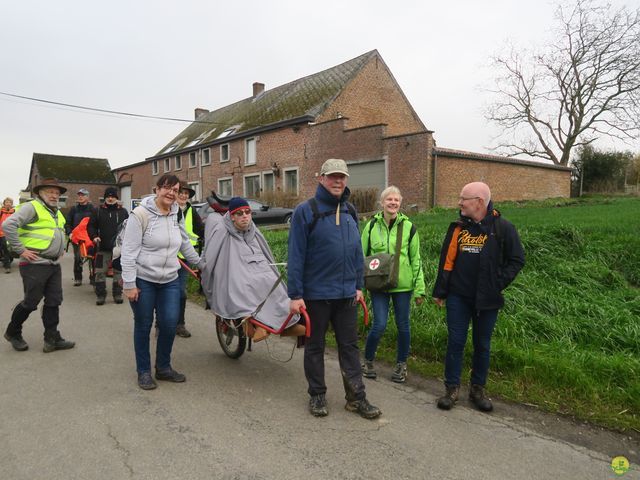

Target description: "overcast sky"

left=1, top=0, right=638, bottom=200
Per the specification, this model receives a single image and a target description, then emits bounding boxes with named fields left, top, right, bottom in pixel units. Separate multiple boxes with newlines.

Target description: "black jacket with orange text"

left=432, top=204, right=525, bottom=310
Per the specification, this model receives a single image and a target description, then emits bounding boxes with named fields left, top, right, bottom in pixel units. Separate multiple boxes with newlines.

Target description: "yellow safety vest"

left=17, top=200, right=66, bottom=251
left=178, top=205, right=198, bottom=259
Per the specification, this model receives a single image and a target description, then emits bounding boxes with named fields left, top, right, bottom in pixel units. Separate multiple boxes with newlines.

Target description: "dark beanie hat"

left=104, top=187, right=119, bottom=199
left=228, top=197, right=250, bottom=214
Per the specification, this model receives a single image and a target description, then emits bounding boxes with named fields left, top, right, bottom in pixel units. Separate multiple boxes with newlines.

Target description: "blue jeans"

left=364, top=291, right=413, bottom=364
left=444, top=294, right=498, bottom=386
left=130, top=277, right=181, bottom=374
left=178, top=264, right=188, bottom=301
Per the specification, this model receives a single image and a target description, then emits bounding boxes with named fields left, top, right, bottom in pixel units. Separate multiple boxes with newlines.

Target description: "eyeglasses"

left=233, top=209, right=252, bottom=217
left=459, top=196, right=480, bottom=202
left=178, top=190, right=190, bottom=196
left=160, top=185, right=180, bottom=194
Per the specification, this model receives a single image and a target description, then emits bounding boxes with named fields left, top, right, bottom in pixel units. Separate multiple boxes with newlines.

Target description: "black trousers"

left=72, top=243, right=83, bottom=281
left=304, top=298, right=366, bottom=401
left=6, top=263, right=63, bottom=336
left=0, top=237, right=12, bottom=268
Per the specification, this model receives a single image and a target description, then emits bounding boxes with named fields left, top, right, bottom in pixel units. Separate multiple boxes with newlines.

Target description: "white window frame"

left=152, top=160, right=159, bottom=175
left=245, top=138, right=256, bottom=166
left=262, top=171, right=275, bottom=193
left=218, top=177, right=233, bottom=197
left=174, top=155, right=182, bottom=171
left=283, top=167, right=299, bottom=196
left=58, top=196, right=68, bottom=208
left=220, top=143, right=230, bottom=163
left=243, top=173, right=261, bottom=197
left=164, top=158, right=171, bottom=173
left=188, top=182, right=200, bottom=201
left=189, top=151, right=197, bottom=168
left=201, top=148, right=211, bottom=166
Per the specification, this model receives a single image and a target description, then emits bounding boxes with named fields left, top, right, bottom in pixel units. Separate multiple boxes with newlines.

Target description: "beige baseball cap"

left=320, top=158, right=349, bottom=176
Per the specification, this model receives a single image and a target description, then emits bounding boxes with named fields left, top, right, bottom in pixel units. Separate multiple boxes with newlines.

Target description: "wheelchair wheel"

left=215, top=316, right=246, bottom=359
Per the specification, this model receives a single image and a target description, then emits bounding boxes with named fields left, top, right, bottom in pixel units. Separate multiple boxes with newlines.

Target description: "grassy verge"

left=199, top=195, right=640, bottom=432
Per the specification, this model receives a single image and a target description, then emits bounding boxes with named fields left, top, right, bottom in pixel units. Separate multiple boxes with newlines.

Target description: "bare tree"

left=485, top=0, right=640, bottom=166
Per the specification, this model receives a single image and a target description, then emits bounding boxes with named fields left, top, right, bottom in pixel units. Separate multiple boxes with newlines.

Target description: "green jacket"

left=361, top=212, right=426, bottom=297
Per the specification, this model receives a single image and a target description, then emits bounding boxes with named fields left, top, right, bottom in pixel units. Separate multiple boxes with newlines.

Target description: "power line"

left=0, top=91, right=225, bottom=126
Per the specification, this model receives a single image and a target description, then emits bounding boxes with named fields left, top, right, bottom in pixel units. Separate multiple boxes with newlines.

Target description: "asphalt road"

left=0, top=254, right=638, bottom=480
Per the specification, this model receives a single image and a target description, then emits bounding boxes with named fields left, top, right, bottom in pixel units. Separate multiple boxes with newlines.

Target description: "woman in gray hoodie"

left=121, top=175, right=203, bottom=390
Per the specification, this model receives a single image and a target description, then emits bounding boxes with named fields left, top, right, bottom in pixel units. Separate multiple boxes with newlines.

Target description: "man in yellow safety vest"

left=3, top=178, right=75, bottom=353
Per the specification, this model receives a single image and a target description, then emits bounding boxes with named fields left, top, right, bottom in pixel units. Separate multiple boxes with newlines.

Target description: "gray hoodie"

left=121, top=196, right=202, bottom=290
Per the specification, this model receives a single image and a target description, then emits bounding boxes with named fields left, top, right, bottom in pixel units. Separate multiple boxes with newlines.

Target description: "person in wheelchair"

left=200, top=197, right=305, bottom=342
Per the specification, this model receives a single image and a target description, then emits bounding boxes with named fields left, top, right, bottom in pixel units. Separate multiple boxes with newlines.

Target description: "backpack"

left=307, top=198, right=358, bottom=235
left=111, top=206, right=150, bottom=271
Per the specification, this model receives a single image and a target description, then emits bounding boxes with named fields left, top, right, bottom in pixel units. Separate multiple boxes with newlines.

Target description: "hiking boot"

left=138, top=372, right=157, bottom=390
left=469, top=384, right=494, bottom=412
left=176, top=324, right=191, bottom=338
left=437, top=385, right=460, bottom=410
left=155, top=368, right=186, bottom=383
left=345, top=397, right=381, bottom=419
left=391, top=362, right=407, bottom=383
left=73, top=279, right=82, bottom=286
left=309, top=394, right=328, bottom=417
left=362, top=360, right=377, bottom=379
left=4, top=332, right=28, bottom=351
left=96, top=296, right=106, bottom=306
left=4, top=267, right=11, bottom=274
left=43, top=333, right=75, bottom=353
left=113, top=295, right=123, bottom=305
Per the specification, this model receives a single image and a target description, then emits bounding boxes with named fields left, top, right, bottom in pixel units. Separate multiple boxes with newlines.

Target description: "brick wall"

left=434, top=152, right=571, bottom=207
left=317, top=54, right=425, bottom=137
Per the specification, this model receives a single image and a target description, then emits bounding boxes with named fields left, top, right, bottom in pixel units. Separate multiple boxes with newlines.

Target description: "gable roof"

left=29, top=153, right=115, bottom=186
left=156, top=50, right=379, bottom=156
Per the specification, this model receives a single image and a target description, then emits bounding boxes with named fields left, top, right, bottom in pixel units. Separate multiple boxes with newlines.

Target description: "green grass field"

left=260, top=196, right=640, bottom=432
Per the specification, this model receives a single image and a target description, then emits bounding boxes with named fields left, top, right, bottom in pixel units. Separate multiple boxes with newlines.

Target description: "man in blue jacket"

left=288, top=158, right=381, bottom=419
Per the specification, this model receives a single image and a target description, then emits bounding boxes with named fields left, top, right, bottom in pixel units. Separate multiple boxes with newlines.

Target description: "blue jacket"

left=287, top=185, right=364, bottom=300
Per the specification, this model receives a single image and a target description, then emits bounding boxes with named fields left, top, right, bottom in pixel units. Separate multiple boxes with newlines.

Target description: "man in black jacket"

left=432, top=182, right=524, bottom=413
left=88, top=187, right=128, bottom=305
left=66, top=188, right=95, bottom=286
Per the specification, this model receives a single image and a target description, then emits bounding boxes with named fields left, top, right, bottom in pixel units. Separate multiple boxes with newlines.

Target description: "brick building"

left=24, top=153, right=116, bottom=211
left=113, top=50, right=570, bottom=211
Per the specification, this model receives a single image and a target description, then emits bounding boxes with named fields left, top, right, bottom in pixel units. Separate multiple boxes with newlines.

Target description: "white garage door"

left=347, top=160, right=386, bottom=194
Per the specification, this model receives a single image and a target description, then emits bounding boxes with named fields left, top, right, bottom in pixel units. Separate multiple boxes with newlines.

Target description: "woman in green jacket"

left=361, top=186, right=426, bottom=383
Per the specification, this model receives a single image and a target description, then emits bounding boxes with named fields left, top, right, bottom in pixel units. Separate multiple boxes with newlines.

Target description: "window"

left=164, top=158, right=170, bottom=172
left=162, top=144, right=179, bottom=154
left=220, top=144, right=230, bottom=163
left=188, top=182, right=200, bottom=201
left=262, top=172, right=274, bottom=193
left=58, top=196, right=68, bottom=208
left=245, top=138, right=256, bottom=166
left=244, top=174, right=260, bottom=198
left=152, top=160, right=159, bottom=175
left=216, top=127, right=236, bottom=139
left=201, top=148, right=211, bottom=166
left=175, top=155, right=182, bottom=170
left=189, top=151, right=197, bottom=168
left=218, top=177, right=233, bottom=197
left=284, top=168, right=298, bottom=195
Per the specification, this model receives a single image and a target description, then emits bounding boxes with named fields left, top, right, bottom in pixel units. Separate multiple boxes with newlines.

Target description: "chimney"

left=194, top=108, right=209, bottom=119
left=253, top=82, right=265, bottom=97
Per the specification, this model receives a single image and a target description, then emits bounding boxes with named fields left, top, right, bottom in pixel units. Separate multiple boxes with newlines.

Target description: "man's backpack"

left=111, top=206, right=150, bottom=271
left=307, top=198, right=358, bottom=235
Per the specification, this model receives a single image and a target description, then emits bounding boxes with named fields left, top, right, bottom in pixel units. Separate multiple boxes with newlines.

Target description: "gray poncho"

left=201, top=213, right=299, bottom=330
